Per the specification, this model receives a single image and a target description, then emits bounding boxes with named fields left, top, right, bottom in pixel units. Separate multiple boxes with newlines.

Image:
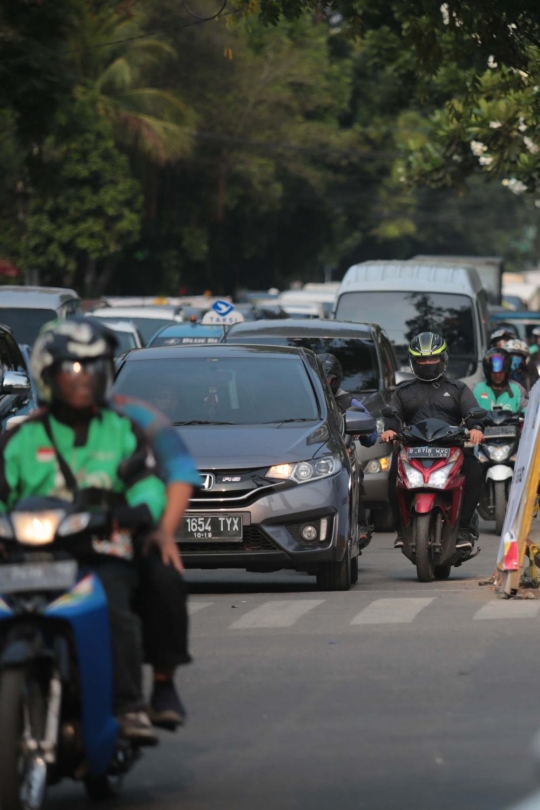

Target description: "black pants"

left=136, top=549, right=192, bottom=670
left=388, top=450, right=483, bottom=531
left=93, top=559, right=144, bottom=716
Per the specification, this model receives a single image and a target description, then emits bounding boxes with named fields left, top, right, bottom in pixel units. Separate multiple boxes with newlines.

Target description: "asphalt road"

left=49, top=525, right=540, bottom=810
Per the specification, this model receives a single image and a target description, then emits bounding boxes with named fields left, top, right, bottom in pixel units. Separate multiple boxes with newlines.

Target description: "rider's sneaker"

left=118, top=711, right=158, bottom=746
left=456, top=527, right=478, bottom=551
left=149, top=680, right=186, bottom=730
left=394, top=532, right=404, bottom=549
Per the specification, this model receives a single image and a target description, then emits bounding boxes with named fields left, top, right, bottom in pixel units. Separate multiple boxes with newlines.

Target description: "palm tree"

left=68, top=2, right=195, bottom=164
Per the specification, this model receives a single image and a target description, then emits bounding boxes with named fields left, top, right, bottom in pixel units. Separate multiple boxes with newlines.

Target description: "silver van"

left=0, top=286, right=81, bottom=346
left=333, top=261, right=489, bottom=387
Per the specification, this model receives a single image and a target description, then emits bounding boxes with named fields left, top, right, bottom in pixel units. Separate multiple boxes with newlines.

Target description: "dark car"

left=222, top=319, right=407, bottom=531
left=114, top=344, right=375, bottom=590
left=0, top=325, right=36, bottom=430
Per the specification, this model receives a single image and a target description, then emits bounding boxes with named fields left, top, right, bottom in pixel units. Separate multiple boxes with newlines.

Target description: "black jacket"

left=384, top=377, right=486, bottom=433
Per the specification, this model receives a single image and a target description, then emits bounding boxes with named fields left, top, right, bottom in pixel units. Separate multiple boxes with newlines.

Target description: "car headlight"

left=402, top=462, right=424, bottom=488
left=365, top=457, right=391, bottom=474
left=267, top=455, right=341, bottom=483
left=427, top=463, right=456, bottom=489
left=487, top=444, right=513, bottom=462
left=12, top=510, right=65, bottom=545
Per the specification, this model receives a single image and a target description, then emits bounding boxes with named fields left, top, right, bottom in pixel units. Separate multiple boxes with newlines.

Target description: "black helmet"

left=482, top=347, right=511, bottom=384
left=319, top=352, right=343, bottom=394
left=30, top=317, right=118, bottom=405
left=408, top=332, right=448, bottom=381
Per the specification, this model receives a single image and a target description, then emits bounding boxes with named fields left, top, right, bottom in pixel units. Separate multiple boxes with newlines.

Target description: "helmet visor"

left=490, top=354, right=505, bottom=373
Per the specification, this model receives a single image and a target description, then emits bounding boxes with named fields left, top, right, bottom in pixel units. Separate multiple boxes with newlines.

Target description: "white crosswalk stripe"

left=229, top=599, right=325, bottom=629
left=188, top=601, right=213, bottom=615
left=350, top=597, right=436, bottom=625
left=473, top=600, right=540, bottom=621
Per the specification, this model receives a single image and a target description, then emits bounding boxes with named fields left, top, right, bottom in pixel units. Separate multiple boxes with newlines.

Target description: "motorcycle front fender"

left=413, top=493, right=438, bottom=514
left=0, top=637, right=44, bottom=668
left=486, top=465, right=513, bottom=482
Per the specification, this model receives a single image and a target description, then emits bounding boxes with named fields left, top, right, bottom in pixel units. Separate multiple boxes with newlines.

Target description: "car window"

left=114, top=356, right=320, bottom=424
left=0, top=308, right=57, bottom=346
left=335, top=292, right=477, bottom=370
left=224, top=335, right=379, bottom=392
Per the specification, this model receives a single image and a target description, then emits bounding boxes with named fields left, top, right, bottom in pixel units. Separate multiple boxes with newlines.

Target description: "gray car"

left=114, top=344, right=376, bottom=590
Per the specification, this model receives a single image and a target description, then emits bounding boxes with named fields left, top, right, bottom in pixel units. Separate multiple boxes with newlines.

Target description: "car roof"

left=492, top=311, right=540, bottom=320
left=337, top=260, right=483, bottom=296
left=120, top=344, right=310, bottom=362
left=89, top=307, right=181, bottom=319
left=99, top=320, right=140, bottom=333
left=225, top=318, right=376, bottom=338
left=0, top=286, right=79, bottom=307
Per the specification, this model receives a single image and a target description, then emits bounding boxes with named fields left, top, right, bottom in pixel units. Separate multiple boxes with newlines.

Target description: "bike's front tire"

left=414, top=512, right=435, bottom=582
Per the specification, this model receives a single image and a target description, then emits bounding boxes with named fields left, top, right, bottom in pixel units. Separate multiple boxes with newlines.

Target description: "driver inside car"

left=380, top=332, right=485, bottom=552
left=0, top=319, right=167, bottom=745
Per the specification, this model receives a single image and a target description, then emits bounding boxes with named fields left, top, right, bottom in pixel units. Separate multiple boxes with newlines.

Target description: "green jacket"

left=473, top=381, right=525, bottom=412
left=0, top=408, right=166, bottom=521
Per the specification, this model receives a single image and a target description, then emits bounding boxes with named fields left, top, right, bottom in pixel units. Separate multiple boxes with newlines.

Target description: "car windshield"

left=335, top=291, right=476, bottom=376
left=95, top=316, right=178, bottom=344
left=112, top=332, right=137, bottom=355
left=0, top=308, right=57, bottom=346
left=114, top=356, right=320, bottom=424
left=225, top=335, right=379, bottom=391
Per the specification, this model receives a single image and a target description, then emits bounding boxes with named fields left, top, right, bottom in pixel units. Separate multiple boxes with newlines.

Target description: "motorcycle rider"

left=319, top=352, right=377, bottom=543
left=489, top=327, right=517, bottom=349
left=380, top=332, right=485, bottom=551
left=0, top=319, right=168, bottom=744
left=529, top=326, right=540, bottom=359
left=473, top=348, right=527, bottom=412
left=505, top=338, right=538, bottom=393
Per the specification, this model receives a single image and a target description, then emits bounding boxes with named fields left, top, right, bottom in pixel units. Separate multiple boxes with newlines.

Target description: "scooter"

left=477, top=407, right=522, bottom=535
left=0, top=493, right=151, bottom=810
left=386, top=413, right=482, bottom=583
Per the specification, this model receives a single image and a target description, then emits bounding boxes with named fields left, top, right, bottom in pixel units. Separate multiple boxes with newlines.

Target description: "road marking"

left=188, top=601, right=213, bottom=615
left=230, top=600, right=325, bottom=629
left=474, top=600, right=540, bottom=620
left=350, top=597, right=436, bottom=625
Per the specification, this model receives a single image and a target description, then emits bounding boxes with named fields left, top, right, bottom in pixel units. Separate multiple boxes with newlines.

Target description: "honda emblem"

left=201, top=474, right=215, bottom=491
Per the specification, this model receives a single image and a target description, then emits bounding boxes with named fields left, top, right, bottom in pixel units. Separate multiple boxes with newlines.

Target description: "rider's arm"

left=117, top=416, right=167, bottom=525
left=383, top=389, right=404, bottom=433
left=0, top=424, right=21, bottom=512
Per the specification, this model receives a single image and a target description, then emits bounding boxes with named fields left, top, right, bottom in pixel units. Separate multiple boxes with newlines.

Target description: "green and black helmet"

left=408, top=332, right=448, bottom=382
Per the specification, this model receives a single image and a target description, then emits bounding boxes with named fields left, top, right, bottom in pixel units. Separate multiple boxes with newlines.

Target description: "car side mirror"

left=2, top=371, right=31, bottom=394
left=344, top=410, right=377, bottom=435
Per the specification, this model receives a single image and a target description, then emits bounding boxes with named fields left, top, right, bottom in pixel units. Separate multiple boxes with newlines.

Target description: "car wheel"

left=350, top=554, right=359, bottom=585
left=317, top=546, right=351, bottom=591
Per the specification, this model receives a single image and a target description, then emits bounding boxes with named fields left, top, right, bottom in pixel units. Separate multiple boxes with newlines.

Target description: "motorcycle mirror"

left=381, top=405, right=398, bottom=419
left=344, top=410, right=377, bottom=436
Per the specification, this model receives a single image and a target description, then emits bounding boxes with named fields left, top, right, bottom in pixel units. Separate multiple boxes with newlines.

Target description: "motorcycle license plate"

left=0, top=561, right=77, bottom=594
left=484, top=425, right=517, bottom=438
left=178, top=513, right=243, bottom=542
left=408, top=447, right=450, bottom=459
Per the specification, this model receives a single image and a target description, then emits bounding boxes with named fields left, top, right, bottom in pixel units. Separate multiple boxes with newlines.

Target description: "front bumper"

left=178, top=471, right=351, bottom=572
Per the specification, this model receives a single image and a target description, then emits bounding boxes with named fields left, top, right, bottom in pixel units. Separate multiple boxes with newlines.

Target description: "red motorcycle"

left=388, top=415, right=481, bottom=582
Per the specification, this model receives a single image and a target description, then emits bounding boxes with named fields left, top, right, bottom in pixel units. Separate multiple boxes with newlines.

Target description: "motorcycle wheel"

left=494, top=481, right=506, bottom=536
left=350, top=554, right=359, bottom=585
left=0, top=667, right=47, bottom=810
left=414, top=512, right=435, bottom=582
left=84, top=774, right=123, bottom=801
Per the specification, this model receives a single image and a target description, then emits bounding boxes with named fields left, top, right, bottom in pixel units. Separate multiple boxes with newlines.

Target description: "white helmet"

left=505, top=338, right=529, bottom=358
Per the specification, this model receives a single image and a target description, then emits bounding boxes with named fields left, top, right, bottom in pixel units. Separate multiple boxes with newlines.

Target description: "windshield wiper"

left=262, top=418, right=317, bottom=424
left=172, top=420, right=236, bottom=425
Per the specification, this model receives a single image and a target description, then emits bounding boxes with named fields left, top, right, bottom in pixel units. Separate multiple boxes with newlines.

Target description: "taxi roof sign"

left=202, top=300, right=244, bottom=325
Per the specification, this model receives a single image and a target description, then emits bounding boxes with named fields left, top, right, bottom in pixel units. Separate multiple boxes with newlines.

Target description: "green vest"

left=473, top=381, right=522, bottom=412
left=0, top=409, right=166, bottom=520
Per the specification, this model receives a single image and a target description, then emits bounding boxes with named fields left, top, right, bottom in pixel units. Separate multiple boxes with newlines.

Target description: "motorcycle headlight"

left=267, top=455, right=341, bottom=484
left=402, top=462, right=424, bottom=488
left=12, top=510, right=65, bottom=545
left=58, top=513, right=91, bottom=537
left=487, top=444, right=513, bottom=462
left=428, top=463, right=456, bottom=489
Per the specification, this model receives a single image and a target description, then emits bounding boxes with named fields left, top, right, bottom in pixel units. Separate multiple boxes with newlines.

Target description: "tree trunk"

left=95, top=260, right=116, bottom=296
left=84, top=258, right=97, bottom=298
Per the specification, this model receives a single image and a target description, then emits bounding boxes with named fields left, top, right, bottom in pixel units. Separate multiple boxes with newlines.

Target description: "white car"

left=97, top=320, right=144, bottom=356
left=87, top=306, right=183, bottom=345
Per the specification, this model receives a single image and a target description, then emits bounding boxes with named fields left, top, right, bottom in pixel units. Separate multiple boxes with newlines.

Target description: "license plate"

left=178, top=514, right=243, bottom=542
left=0, top=561, right=78, bottom=595
left=484, top=425, right=517, bottom=438
left=408, top=447, right=450, bottom=459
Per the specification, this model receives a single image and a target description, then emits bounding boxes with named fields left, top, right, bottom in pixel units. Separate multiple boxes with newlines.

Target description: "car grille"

left=180, top=526, right=278, bottom=554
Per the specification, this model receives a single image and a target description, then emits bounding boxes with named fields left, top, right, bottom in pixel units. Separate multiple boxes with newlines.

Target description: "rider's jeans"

left=93, top=559, right=145, bottom=715
left=388, top=450, right=483, bottom=531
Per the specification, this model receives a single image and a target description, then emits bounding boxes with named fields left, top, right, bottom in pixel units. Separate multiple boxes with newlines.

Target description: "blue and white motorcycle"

left=476, top=407, right=523, bottom=535
left=0, top=493, right=150, bottom=810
